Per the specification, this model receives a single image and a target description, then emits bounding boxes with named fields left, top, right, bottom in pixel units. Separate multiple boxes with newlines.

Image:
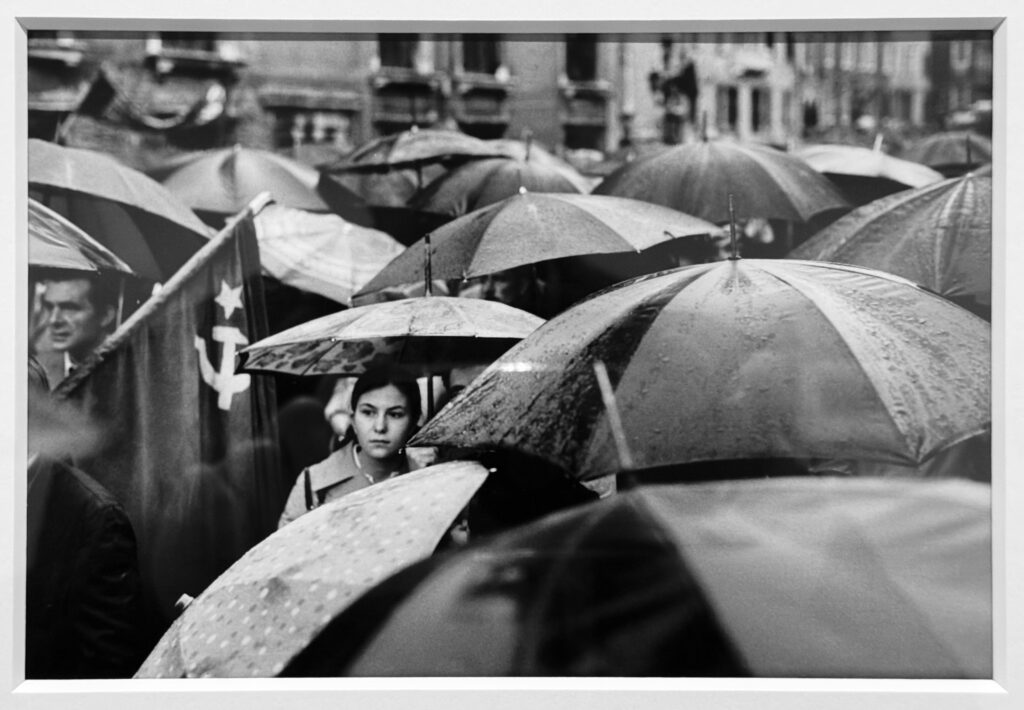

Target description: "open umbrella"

left=319, top=127, right=504, bottom=220
left=324, top=127, right=504, bottom=175
left=486, top=137, right=593, bottom=192
left=28, top=138, right=212, bottom=282
left=284, top=476, right=991, bottom=679
left=238, top=296, right=544, bottom=378
left=411, top=259, right=990, bottom=481
left=253, top=203, right=405, bottom=306
left=155, top=144, right=332, bottom=219
left=795, top=143, right=945, bottom=206
left=134, top=460, right=489, bottom=678
left=29, top=198, right=135, bottom=275
left=592, top=139, right=849, bottom=224
left=409, top=157, right=584, bottom=217
left=355, top=192, right=724, bottom=297
left=790, top=173, right=992, bottom=314
left=901, top=131, right=993, bottom=177
left=583, top=141, right=672, bottom=178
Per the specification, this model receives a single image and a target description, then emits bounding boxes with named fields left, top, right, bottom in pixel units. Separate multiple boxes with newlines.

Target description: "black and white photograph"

left=4, top=3, right=1021, bottom=710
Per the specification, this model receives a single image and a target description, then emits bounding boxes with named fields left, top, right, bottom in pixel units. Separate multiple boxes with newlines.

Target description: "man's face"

left=41, top=279, right=114, bottom=361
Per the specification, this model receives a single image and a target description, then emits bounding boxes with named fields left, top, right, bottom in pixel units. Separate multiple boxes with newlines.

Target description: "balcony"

left=144, top=41, right=245, bottom=79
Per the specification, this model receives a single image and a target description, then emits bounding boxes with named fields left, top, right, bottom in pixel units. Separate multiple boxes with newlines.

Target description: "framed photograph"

left=5, top=2, right=1020, bottom=710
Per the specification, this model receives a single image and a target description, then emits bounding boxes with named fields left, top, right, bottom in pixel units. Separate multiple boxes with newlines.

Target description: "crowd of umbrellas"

left=27, top=123, right=994, bottom=679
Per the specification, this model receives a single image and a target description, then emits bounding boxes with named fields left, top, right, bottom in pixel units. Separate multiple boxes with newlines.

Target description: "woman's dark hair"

left=350, top=364, right=422, bottom=423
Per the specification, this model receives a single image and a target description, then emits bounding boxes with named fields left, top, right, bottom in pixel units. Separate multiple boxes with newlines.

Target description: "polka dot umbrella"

left=134, top=461, right=488, bottom=678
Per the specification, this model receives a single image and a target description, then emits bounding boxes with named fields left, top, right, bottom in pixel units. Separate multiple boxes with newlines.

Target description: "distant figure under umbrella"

left=278, top=365, right=435, bottom=528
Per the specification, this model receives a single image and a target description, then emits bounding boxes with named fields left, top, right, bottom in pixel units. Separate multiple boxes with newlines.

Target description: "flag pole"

left=54, top=192, right=275, bottom=397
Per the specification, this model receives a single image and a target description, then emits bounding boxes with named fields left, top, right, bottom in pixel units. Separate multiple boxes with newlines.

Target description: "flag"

left=54, top=200, right=287, bottom=647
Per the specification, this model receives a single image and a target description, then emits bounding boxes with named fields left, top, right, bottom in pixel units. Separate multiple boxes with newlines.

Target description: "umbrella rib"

left=931, top=177, right=973, bottom=294
left=756, top=262, right=917, bottom=461
left=514, top=501, right=629, bottom=672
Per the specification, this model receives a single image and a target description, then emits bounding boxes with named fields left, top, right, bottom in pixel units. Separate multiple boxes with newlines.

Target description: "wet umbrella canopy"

left=411, top=260, right=990, bottom=480
left=285, top=477, right=991, bottom=679
left=795, top=143, right=945, bottom=206
left=356, top=192, right=723, bottom=296
left=253, top=203, right=404, bottom=306
left=593, top=139, right=850, bottom=223
left=29, top=198, right=136, bottom=275
left=410, top=158, right=584, bottom=217
left=28, top=138, right=211, bottom=282
left=239, top=296, right=544, bottom=378
left=134, top=461, right=489, bottom=678
left=486, top=137, right=593, bottom=192
left=155, top=145, right=333, bottom=217
left=790, top=173, right=993, bottom=310
left=324, top=127, right=505, bottom=173
left=901, top=131, right=993, bottom=176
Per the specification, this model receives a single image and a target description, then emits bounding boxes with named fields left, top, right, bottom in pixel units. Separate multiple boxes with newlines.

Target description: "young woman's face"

left=352, top=384, right=416, bottom=460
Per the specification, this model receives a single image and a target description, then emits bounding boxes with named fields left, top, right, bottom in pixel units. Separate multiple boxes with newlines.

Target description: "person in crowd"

left=277, top=364, right=434, bottom=528
left=34, top=269, right=118, bottom=389
left=26, top=356, right=145, bottom=678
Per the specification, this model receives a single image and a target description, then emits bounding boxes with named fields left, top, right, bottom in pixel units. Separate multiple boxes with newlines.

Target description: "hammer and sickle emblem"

left=195, top=326, right=251, bottom=411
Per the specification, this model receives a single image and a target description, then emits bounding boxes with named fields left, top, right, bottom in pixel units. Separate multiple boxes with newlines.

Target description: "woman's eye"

left=388, top=410, right=406, bottom=419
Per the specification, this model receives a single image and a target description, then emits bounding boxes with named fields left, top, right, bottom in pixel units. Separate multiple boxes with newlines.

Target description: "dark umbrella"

left=323, top=127, right=505, bottom=174
left=29, top=198, right=135, bottom=276
left=154, top=145, right=333, bottom=220
left=355, top=192, right=724, bottom=297
left=238, top=296, right=544, bottom=379
left=319, top=128, right=504, bottom=224
left=28, top=138, right=211, bottom=282
left=409, top=157, right=584, bottom=217
left=411, top=259, right=990, bottom=481
left=486, top=137, right=593, bottom=192
left=901, top=131, right=993, bottom=177
left=789, top=173, right=992, bottom=314
left=795, top=143, right=944, bottom=206
left=593, top=139, right=849, bottom=224
left=284, top=476, right=992, bottom=679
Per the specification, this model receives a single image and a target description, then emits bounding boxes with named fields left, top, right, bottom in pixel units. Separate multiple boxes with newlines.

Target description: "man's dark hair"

left=37, top=268, right=119, bottom=314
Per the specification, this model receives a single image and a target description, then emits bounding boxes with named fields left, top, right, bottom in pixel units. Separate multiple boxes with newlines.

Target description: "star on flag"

left=215, top=280, right=244, bottom=319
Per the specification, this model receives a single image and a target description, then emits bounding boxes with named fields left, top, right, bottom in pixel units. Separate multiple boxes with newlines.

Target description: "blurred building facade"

left=27, top=30, right=993, bottom=172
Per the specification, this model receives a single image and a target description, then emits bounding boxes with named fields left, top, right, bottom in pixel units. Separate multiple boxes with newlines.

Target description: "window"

left=565, top=35, right=598, bottom=82
left=563, top=124, right=604, bottom=151
left=461, top=35, right=501, bottom=74
left=717, top=85, right=738, bottom=130
left=751, top=87, right=770, bottom=133
left=840, top=41, right=855, bottom=70
left=882, top=44, right=895, bottom=73
left=379, top=34, right=418, bottom=69
left=861, top=41, right=877, bottom=71
left=824, top=42, right=836, bottom=69
left=274, top=110, right=354, bottom=153
left=975, top=44, right=992, bottom=71
left=160, top=32, right=217, bottom=52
